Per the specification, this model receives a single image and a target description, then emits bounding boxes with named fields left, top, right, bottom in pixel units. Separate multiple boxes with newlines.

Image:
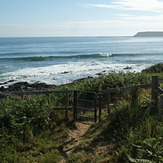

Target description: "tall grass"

left=0, top=63, right=162, bottom=162
left=0, top=95, right=71, bottom=162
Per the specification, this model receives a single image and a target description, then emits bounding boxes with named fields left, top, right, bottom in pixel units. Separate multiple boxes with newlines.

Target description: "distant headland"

left=134, top=31, right=163, bottom=37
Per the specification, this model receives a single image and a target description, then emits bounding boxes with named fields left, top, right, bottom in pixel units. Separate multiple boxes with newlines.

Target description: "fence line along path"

left=2, top=76, right=163, bottom=123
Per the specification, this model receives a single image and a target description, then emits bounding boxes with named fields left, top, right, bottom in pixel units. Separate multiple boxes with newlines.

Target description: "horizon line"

left=0, top=35, right=132, bottom=38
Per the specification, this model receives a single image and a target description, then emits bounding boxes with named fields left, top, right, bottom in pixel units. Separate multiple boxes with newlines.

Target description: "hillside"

left=0, top=63, right=163, bottom=162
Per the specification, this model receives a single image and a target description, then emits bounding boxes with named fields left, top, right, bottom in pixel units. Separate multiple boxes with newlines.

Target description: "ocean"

left=0, top=36, right=163, bottom=87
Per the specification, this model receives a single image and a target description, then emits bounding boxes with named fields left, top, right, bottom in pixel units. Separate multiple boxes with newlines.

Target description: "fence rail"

left=13, top=90, right=73, bottom=95
left=101, top=84, right=152, bottom=94
left=1, top=76, right=163, bottom=123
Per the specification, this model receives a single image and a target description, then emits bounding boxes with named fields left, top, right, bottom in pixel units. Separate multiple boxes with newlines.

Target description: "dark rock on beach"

left=61, top=71, right=69, bottom=74
left=8, top=82, right=29, bottom=91
left=0, top=80, right=15, bottom=85
left=0, top=81, right=57, bottom=92
left=0, top=86, right=5, bottom=92
left=123, top=66, right=132, bottom=70
left=96, top=73, right=103, bottom=76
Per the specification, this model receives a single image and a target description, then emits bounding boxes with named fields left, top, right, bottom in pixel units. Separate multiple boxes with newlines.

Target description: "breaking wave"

left=0, top=53, right=146, bottom=62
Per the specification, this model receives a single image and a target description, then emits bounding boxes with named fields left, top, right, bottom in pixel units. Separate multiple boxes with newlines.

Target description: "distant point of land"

left=134, top=31, right=163, bottom=37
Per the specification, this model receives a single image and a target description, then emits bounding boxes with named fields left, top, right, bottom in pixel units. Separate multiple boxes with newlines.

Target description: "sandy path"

left=60, top=122, right=92, bottom=163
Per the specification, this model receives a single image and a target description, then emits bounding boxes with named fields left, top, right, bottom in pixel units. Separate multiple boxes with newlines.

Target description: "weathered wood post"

left=73, top=90, right=77, bottom=123
left=65, top=90, right=69, bottom=120
left=47, top=93, right=50, bottom=105
left=106, top=88, right=111, bottom=116
left=94, top=93, right=97, bottom=123
left=131, top=86, right=139, bottom=107
left=158, top=95, right=163, bottom=122
left=98, top=94, right=102, bottom=122
left=21, top=93, right=25, bottom=100
left=151, top=76, right=160, bottom=109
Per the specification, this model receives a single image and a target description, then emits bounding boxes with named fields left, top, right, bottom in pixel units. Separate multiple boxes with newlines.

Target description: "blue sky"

left=0, top=0, right=163, bottom=37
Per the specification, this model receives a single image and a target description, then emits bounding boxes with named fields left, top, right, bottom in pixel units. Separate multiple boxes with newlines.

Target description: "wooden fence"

left=101, top=76, right=163, bottom=114
left=1, top=76, right=163, bottom=123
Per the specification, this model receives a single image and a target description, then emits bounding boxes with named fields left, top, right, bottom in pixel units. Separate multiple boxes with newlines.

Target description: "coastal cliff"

left=134, top=31, right=163, bottom=37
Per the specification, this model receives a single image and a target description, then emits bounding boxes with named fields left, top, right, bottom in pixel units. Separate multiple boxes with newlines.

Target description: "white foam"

left=1, top=60, right=150, bottom=87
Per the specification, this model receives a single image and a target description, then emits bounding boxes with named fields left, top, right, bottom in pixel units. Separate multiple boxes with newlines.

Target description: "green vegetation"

left=68, top=101, right=163, bottom=162
left=0, top=95, right=72, bottom=162
left=142, top=63, right=163, bottom=73
left=0, top=63, right=163, bottom=162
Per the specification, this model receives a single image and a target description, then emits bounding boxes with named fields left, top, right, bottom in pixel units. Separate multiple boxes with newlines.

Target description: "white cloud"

left=84, top=0, right=163, bottom=13
left=82, top=4, right=127, bottom=10
left=115, top=0, right=163, bottom=12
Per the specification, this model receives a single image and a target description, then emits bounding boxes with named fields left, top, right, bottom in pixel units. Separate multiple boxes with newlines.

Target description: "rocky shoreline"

left=0, top=81, right=56, bottom=92
left=0, top=64, right=136, bottom=94
left=0, top=63, right=162, bottom=97
left=0, top=76, right=93, bottom=97
left=0, top=81, right=57, bottom=98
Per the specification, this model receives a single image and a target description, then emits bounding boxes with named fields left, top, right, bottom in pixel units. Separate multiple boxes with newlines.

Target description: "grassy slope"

left=68, top=99, right=163, bottom=163
left=67, top=63, right=163, bottom=163
left=0, top=63, right=163, bottom=163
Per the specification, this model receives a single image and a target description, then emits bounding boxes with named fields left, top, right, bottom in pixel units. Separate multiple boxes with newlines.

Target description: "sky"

left=0, top=0, right=163, bottom=37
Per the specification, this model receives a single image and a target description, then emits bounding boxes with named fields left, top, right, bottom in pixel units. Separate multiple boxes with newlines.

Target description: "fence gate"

left=73, top=90, right=100, bottom=123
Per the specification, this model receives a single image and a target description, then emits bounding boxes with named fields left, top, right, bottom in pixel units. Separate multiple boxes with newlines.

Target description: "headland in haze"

left=134, top=31, right=163, bottom=37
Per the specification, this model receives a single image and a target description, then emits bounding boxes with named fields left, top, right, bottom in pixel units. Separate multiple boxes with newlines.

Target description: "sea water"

left=0, top=36, right=163, bottom=87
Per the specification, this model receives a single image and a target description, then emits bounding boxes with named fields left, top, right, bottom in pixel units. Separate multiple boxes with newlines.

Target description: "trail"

left=60, top=122, right=92, bottom=163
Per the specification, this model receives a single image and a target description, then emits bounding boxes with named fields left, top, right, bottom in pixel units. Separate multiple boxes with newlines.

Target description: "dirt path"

left=60, top=122, right=92, bottom=163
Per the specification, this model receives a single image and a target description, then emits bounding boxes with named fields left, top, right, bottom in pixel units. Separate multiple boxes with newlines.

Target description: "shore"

left=0, top=63, right=162, bottom=95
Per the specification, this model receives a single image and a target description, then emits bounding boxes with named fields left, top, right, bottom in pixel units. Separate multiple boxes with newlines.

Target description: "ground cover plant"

left=0, top=63, right=162, bottom=162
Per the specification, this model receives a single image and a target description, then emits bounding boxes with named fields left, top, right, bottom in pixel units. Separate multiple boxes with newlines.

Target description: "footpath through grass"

left=0, top=63, right=163, bottom=162
left=67, top=100, right=163, bottom=163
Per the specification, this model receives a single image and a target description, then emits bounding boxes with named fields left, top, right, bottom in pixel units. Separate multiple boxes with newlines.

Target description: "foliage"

left=119, top=117, right=163, bottom=163
left=0, top=64, right=163, bottom=162
left=66, top=99, right=163, bottom=162
left=142, top=63, right=163, bottom=73
left=0, top=95, right=70, bottom=162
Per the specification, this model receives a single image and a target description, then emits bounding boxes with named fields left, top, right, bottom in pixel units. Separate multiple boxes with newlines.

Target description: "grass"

left=67, top=100, right=163, bottom=163
left=0, top=63, right=163, bottom=162
left=0, top=95, right=72, bottom=162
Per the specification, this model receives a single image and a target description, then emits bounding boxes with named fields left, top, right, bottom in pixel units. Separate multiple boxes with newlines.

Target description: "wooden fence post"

left=131, top=86, right=139, bottom=107
left=158, top=95, right=163, bottom=122
left=94, top=93, right=97, bottom=123
left=106, top=88, right=111, bottom=116
left=73, top=90, right=77, bottom=123
left=98, top=94, right=102, bottom=122
left=21, top=94, right=25, bottom=100
left=65, top=90, right=69, bottom=120
left=151, top=76, right=160, bottom=108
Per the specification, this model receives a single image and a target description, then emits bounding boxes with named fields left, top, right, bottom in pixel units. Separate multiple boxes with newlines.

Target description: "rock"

left=0, top=80, right=15, bottom=85
left=0, top=86, right=5, bottom=92
left=123, top=66, right=132, bottom=70
left=96, top=73, right=103, bottom=76
left=61, top=71, right=69, bottom=74
left=8, top=82, right=29, bottom=91
left=8, top=80, right=15, bottom=83
left=7, top=82, right=56, bottom=92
